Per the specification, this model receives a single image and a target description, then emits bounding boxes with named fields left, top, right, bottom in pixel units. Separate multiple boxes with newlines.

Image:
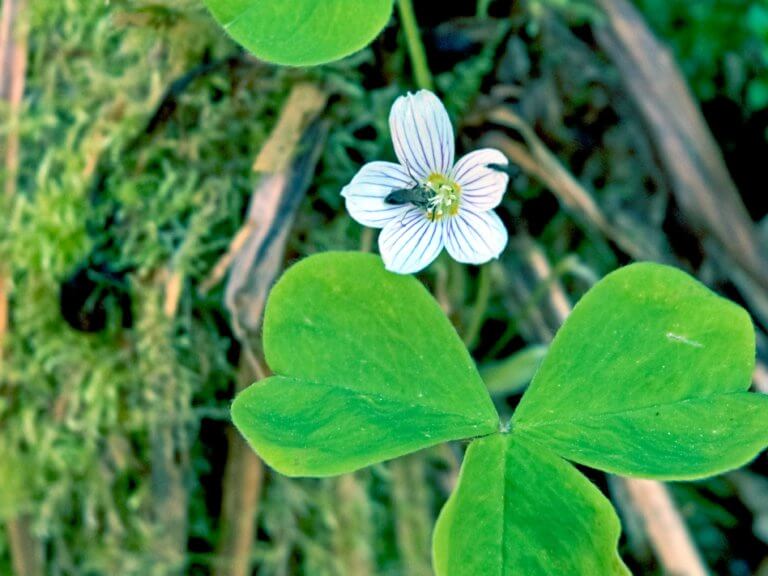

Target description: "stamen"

left=424, top=173, right=461, bottom=221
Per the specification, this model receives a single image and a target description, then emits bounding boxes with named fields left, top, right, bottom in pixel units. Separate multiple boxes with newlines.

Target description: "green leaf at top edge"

left=202, top=0, right=394, bottom=66
left=513, top=262, right=768, bottom=480
left=231, top=252, right=499, bottom=477
left=433, top=433, right=630, bottom=576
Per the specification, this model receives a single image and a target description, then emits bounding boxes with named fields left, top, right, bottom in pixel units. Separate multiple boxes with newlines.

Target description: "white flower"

left=341, top=90, right=510, bottom=274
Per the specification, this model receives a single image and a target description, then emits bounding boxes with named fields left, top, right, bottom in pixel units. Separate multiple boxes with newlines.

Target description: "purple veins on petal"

left=379, top=208, right=445, bottom=274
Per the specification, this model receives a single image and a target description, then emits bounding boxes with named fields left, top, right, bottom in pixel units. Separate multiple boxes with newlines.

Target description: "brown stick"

left=593, top=0, right=768, bottom=310
left=214, top=83, right=328, bottom=576
left=224, top=83, right=329, bottom=342
left=199, top=223, right=259, bottom=294
left=214, top=358, right=265, bottom=576
left=522, top=240, right=708, bottom=576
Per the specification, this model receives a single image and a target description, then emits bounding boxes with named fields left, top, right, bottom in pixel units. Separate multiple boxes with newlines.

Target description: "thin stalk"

left=396, top=0, right=433, bottom=90
left=388, top=8, right=443, bottom=576
left=463, top=263, right=492, bottom=349
left=448, top=259, right=467, bottom=315
left=359, top=227, right=374, bottom=253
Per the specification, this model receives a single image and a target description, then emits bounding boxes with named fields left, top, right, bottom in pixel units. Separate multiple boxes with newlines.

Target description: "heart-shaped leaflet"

left=232, top=252, right=499, bottom=476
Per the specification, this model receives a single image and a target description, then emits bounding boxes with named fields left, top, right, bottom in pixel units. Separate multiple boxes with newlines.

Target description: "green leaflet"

left=433, top=433, right=630, bottom=576
left=513, top=262, right=768, bottom=479
left=202, top=0, right=394, bottom=66
left=231, top=252, right=499, bottom=477
left=232, top=253, right=768, bottom=572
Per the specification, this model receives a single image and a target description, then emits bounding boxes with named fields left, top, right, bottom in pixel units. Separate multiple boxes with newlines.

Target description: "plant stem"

left=390, top=455, right=433, bottom=576
left=359, top=227, right=374, bottom=253
left=463, top=263, right=492, bottom=349
left=396, top=0, right=433, bottom=90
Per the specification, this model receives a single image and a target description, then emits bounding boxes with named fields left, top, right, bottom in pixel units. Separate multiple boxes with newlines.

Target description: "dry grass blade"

left=482, top=112, right=664, bottom=262
left=1, top=0, right=26, bottom=200
left=1, top=1, right=43, bottom=575
left=215, top=82, right=328, bottom=576
left=224, top=83, right=328, bottom=344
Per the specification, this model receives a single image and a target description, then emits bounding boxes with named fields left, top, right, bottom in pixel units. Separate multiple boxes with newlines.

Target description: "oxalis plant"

left=233, top=251, right=768, bottom=575
left=228, top=93, right=768, bottom=575
left=199, top=1, right=768, bottom=573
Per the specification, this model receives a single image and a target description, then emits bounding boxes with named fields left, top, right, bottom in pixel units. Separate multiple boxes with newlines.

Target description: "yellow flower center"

left=425, top=173, right=461, bottom=221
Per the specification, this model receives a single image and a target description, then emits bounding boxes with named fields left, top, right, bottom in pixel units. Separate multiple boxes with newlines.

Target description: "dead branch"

left=593, top=0, right=768, bottom=323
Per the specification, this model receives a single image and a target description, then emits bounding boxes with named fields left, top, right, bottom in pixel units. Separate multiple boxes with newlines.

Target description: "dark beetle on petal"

left=384, top=184, right=435, bottom=211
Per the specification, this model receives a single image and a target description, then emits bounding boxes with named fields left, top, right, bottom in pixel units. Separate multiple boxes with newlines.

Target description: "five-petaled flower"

left=341, top=90, right=510, bottom=274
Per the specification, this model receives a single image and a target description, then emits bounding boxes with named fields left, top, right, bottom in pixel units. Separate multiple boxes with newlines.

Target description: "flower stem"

left=463, top=263, right=492, bottom=349
left=396, top=0, right=434, bottom=91
left=359, top=228, right=374, bottom=253
left=477, top=0, right=492, bottom=18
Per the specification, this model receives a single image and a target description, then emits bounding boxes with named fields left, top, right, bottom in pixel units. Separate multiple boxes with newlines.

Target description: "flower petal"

left=389, top=90, right=454, bottom=181
left=341, top=161, right=416, bottom=229
left=379, top=207, right=444, bottom=274
left=452, top=149, right=510, bottom=211
left=444, top=209, right=508, bottom=265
